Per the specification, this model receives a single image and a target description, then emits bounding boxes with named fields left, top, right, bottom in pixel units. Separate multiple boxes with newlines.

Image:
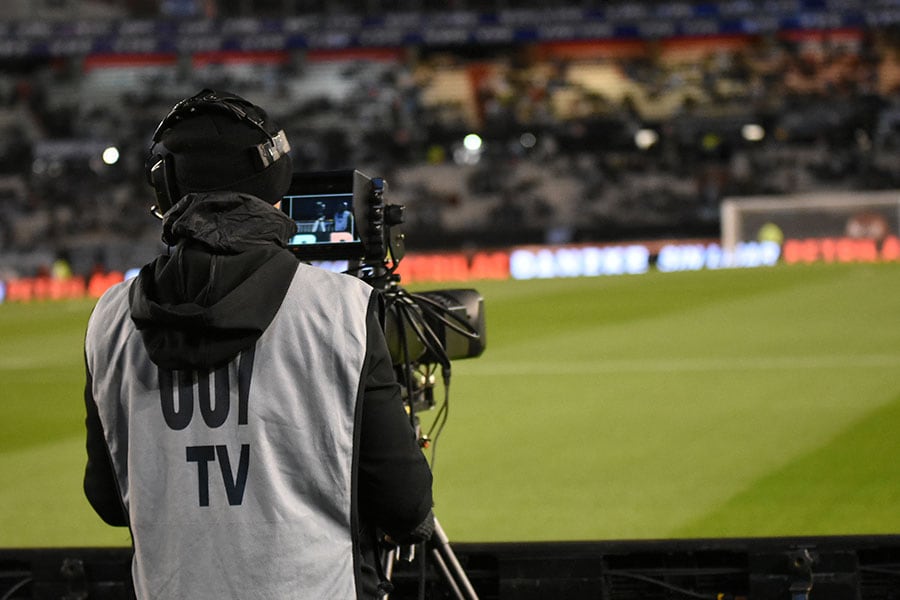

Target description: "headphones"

left=146, top=89, right=291, bottom=217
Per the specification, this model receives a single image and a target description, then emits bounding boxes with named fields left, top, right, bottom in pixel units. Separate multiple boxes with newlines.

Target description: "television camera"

left=281, top=169, right=485, bottom=599
left=281, top=169, right=486, bottom=417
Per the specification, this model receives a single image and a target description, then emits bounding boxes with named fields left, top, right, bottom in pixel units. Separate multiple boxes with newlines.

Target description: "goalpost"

left=720, top=190, right=900, bottom=251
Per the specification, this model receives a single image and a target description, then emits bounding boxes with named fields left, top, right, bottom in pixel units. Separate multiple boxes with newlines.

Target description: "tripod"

left=381, top=517, right=479, bottom=600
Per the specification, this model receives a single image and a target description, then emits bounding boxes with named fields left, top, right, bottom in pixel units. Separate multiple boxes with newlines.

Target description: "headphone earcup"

left=147, top=153, right=179, bottom=215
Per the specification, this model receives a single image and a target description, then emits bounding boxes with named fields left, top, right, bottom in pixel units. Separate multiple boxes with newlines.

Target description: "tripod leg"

left=380, top=546, right=396, bottom=600
left=429, top=550, right=465, bottom=599
left=430, top=519, right=479, bottom=600
left=380, top=519, right=478, bottom=600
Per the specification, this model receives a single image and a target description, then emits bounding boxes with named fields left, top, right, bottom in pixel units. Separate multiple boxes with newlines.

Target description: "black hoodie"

left=130, top=191, right=299, bottom=369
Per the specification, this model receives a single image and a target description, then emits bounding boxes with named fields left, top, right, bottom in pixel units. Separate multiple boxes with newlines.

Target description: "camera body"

left=281, top=170, right=486, bottom=397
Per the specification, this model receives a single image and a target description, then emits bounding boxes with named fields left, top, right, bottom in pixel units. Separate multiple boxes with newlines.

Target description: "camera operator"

left=82, top=89, right=434, bottom=599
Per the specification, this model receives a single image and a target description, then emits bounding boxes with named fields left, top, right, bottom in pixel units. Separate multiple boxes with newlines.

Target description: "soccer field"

left=2, top=261, right=900, bottom=548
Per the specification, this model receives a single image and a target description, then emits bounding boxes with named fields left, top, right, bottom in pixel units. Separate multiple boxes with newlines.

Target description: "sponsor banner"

left=657, top=241, right=781, bottom=272
left=782, top=236, right=900, bottom=264
left=395, top=251, right=511, bottom=284
left=510, top=244, right=650, bottom=279
left=6, top=236, right=900, bottom=304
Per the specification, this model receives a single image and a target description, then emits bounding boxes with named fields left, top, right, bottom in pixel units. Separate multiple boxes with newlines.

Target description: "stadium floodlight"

left=102, top=146, right=120, bottom=165
left=741, top=124, right=765, bottom=142
left=463, top=133, right=483, bottom=151
left=454, top=133, right=484, bottom=165
left=634, top=128, right=658, bottom=150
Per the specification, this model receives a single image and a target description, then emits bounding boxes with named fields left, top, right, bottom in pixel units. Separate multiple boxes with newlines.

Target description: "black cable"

left=381, top=283, right=481, bottom=469
left=0, top=577, right=33, bottom=600
left=426, top=375, right=451, bottom=468
left=408, top=292, right=481, bottom=341
left=424, top=366, right=446, bottom=439
left=392, top=296, right=420, bottom=428
left=396, top=293, right=452, bottom=371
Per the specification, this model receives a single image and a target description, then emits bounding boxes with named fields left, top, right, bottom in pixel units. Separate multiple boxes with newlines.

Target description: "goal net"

left=720, top=190, right=900, bottom=251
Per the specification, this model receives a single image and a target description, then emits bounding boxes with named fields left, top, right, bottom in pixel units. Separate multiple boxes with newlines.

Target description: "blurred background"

left=1, top=0, right=899, bottom=279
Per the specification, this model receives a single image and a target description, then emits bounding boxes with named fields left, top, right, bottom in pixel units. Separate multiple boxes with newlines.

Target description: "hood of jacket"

left=129, top=191, right=299, bottom=370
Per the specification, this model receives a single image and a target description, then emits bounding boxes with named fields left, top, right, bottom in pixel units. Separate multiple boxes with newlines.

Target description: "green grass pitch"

left=2, top=261, right=900, bottom=548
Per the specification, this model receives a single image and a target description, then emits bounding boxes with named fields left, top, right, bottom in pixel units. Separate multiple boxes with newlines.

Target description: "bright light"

left=463, top=133, right=482, bottom=151
left=634, top=128, right=658, bottom=150
left=741, top=124, right=765, bottom=142
left=453, top=134, right=485, bottom=165
left=452, top=146, right=482, bottom=165
left=102, top=146, right=120, bottom=165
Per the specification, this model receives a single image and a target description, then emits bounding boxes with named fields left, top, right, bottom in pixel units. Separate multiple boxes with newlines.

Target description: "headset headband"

left=147, top=89, right=291, bottom=217
left=150, top=89, right=290, bottom=169
left=152, top=90, right=261, bottom=141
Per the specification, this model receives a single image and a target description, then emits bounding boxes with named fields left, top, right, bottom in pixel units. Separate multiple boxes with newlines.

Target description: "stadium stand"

left=1, top=2, right=900, bottom=278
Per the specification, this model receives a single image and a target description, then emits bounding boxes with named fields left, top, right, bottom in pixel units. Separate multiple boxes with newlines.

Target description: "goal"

left=720, top=190, right=900, bottom=251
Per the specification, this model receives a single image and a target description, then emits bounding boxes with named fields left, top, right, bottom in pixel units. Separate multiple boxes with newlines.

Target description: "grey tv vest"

left=85, top=262, right=373, bottom=599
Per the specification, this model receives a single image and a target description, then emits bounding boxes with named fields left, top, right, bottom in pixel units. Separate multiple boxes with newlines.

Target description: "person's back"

left=83, top=90, right=434, bottom=599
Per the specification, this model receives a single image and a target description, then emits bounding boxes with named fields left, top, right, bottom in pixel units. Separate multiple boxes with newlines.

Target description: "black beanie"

left=158, top=108, right=293, bottom=205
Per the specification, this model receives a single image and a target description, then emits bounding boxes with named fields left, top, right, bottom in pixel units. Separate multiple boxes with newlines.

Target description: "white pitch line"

left=459, top=353, right=900, bottom=375
left=0, top=356, right=70, bottom=370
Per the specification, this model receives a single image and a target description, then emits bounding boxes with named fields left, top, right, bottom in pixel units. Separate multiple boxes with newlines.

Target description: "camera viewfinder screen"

left=281, top=192, right=357, bottom=247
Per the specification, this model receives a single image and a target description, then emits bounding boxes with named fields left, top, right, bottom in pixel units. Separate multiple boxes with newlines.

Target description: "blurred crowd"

left=2, top=23, right=900, bottom=277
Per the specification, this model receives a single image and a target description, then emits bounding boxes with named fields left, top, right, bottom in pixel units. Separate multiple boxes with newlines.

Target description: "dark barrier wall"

left=4, top=535, right=900, bottom=599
